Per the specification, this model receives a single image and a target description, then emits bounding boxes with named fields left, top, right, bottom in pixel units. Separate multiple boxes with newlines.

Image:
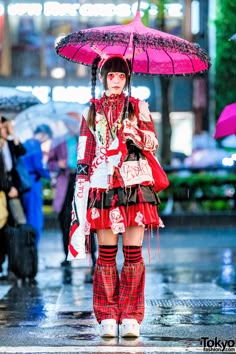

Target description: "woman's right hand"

left=8, top=186, right=19, bottom=198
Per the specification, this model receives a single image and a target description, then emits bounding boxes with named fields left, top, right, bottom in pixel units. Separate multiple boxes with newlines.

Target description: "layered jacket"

left=68, top=93, right=160, bottom=260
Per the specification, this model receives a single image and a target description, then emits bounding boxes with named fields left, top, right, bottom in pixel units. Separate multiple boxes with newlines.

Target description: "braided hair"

left=86, top=56, right=135, bottom=129
left=87, top=56, right=101, bottom=130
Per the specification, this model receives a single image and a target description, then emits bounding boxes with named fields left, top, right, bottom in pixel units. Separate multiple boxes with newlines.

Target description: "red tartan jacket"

left=75, top=95, right=159, bottom=185
left=68, top=94, right=169, bottom=260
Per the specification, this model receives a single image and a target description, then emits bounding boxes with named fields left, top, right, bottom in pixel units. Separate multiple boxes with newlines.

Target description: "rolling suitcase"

left=6, top=223, right=38, bottom=282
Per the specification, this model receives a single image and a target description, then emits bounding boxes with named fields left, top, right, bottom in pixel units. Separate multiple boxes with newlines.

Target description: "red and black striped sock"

left=98, top=245, right=118, bottom=265
left=123, top=245, right=143, bottom=264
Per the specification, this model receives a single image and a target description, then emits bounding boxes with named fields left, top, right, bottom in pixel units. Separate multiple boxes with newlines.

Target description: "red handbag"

left=142, top=151, right=170, bottom=193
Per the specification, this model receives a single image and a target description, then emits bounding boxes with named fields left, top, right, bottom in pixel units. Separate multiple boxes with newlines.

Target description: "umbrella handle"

left=125, top=34, right=135, bottom=119
left=137, top=0, right=141, bottom=12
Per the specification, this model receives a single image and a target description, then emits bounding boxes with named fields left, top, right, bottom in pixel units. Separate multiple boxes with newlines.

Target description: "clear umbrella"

left=14, top=101, right=84, bottom=143
left=0, top=87, right=40, bottom=114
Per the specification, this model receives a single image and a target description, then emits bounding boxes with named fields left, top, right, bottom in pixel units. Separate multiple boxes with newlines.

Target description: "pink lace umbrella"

left=214, top=103, right=236, bottom=139
left=56, top=4, right=210, bottom=76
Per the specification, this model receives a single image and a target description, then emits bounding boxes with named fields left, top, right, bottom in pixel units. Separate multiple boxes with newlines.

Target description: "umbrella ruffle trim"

left=57, top=30, right=210, bottom=65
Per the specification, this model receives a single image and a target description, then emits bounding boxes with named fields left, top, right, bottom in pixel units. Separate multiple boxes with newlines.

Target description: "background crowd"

left=0, top=112, right=96, bottom=284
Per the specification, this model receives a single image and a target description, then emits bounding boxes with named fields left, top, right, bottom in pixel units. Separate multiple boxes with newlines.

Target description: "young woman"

left=69, top=54, right=164, bottom=338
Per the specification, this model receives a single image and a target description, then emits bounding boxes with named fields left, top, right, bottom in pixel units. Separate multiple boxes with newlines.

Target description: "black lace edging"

left=57, top=30, right=131, bottom=47
left=57, top=30, right=210, bottom=64
left=56, top=30, right=210, bottom=76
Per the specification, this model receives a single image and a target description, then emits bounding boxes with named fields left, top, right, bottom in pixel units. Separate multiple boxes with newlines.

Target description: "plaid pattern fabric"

left=93, top=259, right=146, bottom=324
left=77, top=116, right=96, bottom=181
left=78, top=97, right=158, bottom=184
left=119, top=260, right=145, bottom=323
left=93, top=261, right=120, bottom=323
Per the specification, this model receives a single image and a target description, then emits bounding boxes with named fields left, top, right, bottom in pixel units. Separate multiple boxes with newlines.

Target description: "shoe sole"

left=100, top=321, right=118, bottom=338
left=101, top=333, right=118, bottom=338
left=121, top=332, right=139, bottom=338
left=120, top=322, right=140, bottom=338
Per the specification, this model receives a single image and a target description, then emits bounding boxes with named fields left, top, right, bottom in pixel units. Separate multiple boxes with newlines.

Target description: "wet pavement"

left=0, top=224, right=236, bottom=353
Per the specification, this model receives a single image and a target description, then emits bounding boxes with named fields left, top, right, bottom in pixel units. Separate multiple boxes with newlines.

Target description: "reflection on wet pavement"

left=0, top=228, right=235, bottom=352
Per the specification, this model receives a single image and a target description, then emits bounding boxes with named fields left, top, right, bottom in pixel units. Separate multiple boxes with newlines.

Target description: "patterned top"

left=76, top=93, right=159, bottom=189
left=68, top=93, right=160, bottom=260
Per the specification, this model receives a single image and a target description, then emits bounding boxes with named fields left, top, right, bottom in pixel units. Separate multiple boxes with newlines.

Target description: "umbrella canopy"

left=0, top=87, right=40, bottom=113
left=56, top=10, right=210, bottom=76
left=14, top=101, right=83, bottom=143
left=214, top=103, right=236, bottom=139
left=221, top=135, right=236, bottom=149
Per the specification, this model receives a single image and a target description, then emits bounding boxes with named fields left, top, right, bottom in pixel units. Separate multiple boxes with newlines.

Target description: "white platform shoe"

left=120, top=319, right=140, bottom=337
left=100, top=319, right=118, bottom=338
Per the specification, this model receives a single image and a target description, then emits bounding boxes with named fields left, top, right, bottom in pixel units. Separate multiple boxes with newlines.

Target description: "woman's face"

left=105, top=72, right=126, bottom=96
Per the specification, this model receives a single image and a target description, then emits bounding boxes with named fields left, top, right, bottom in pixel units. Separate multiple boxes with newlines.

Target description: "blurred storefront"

left=0, top=0, right=209, bottom=154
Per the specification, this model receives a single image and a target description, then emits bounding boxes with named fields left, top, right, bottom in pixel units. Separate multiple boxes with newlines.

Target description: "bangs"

left=101, top=57, right=130, bottom=76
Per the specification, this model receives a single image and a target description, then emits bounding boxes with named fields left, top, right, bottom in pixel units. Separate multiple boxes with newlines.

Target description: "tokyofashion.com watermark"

left=200, top=337, right=236, bottom=352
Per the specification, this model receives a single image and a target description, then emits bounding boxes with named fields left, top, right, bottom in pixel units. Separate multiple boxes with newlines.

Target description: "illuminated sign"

left=52, top=85, right=150, bottom=103
left=15, top=85, right=151, bottom=104
left=44, top=2, right=79, bottom=17
left=6, top=2, right=183, bottom=18
left=191, top=1, right=200, bottom=34
left=8, top=3, right=42, bottom=16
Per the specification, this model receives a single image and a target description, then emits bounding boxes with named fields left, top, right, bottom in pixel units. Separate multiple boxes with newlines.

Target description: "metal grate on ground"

left=145, top=299, right=236, bottom=308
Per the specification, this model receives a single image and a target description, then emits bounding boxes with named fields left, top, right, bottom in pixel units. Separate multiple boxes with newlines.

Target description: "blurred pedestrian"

left=0, top=117, right=9, bottom=278
left=21, top=124, right=53, bottom=245
left=0, top=114, right=26, bottom=279
left=0, top=115, right=27, bottom=221
left=47, top=118, right=79, bottom=268
left=69, top=55, right=163, bottom=338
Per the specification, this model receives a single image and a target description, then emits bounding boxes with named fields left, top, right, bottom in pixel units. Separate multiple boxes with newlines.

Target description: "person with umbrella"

left=69, top=54, right=165, bottom=338
left=56, top=0, right=209, bottom=338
